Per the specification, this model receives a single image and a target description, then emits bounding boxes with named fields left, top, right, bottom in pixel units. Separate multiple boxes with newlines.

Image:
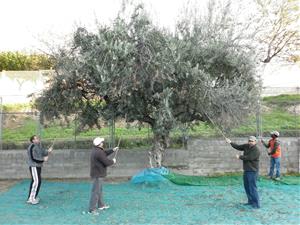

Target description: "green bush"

left=0, top=51, right=55, bottom=71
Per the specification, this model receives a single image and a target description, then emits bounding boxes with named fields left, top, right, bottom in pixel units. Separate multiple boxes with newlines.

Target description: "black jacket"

left=90, top=147, right=114, bottom=178
left=230, top=143, right=260, bottom=172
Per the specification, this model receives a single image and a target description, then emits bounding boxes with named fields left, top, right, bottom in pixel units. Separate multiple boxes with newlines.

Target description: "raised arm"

left=230, top=143, right=248, bottom=151
left=97, top=151, right=114, bottom=167
left=261, top=139, right=270, bottom=148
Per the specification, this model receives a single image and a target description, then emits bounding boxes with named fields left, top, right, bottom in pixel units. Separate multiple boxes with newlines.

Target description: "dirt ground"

left=0, top=180, right=19, bottom=193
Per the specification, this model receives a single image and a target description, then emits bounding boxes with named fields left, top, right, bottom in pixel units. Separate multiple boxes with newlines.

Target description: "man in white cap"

left=88, top=137, right=118, bottom=215
left=226, top=136, right=260, bottom=209
left=261, top=131, right=281, bottom=180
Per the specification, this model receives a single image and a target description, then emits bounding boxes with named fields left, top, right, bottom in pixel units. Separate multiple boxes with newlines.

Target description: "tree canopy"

left=36, top=3, right=260, bottom=167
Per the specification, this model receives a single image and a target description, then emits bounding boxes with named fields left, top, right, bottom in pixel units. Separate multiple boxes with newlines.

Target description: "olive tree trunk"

left=148, top=133, right=169, bottom=168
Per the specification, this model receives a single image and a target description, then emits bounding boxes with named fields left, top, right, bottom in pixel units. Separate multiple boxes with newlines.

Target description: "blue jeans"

left=268, top=157, right=281, bottom=178
left=243, top=171, right=260, bottom=208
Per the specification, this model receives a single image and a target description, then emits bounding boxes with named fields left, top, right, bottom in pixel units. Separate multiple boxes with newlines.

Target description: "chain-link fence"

left=0, top=108, right=153, bottom=150
left=0, top=87, right=299, bottom=150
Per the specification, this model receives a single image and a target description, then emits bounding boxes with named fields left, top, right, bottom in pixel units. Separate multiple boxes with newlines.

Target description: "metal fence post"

left=37, top=111, right=42, bottom=138
left=74, top=114, right=77, bottom=149
left=0, top=96, right=2, bottom=150
left=109, top=115, right=115, bottom=148
left=256, top=98, right=262, bottom=139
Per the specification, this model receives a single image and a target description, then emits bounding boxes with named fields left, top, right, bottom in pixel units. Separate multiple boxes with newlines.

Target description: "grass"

left=1, top=94, right=299, bottom=149
left=263, top=94, right=300, bottom=106
left=232, top=109, right=300, bottom=136
left=2, top=103, right=33, bottom=112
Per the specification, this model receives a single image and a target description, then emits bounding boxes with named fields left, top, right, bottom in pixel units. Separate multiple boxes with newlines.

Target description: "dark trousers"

left=243, top=171, right=260, bottom=208
left=89, top=178, right=104, bottom=212
left=28, top=166, right=42, bottom=200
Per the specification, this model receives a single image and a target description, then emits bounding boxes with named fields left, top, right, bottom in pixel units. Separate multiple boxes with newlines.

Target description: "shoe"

left=98, top=205, right=110, bottom=210
left=242, top=203, right=252, bottom=206
left=274, top=177, right=280, bottom=181
left=26, top=198, right=39, bottom=205
left=267, top=176, right=272, bottom=179
left=88, top=210, right=99, bottom=215
left=251, top=205, right=260, bottom=209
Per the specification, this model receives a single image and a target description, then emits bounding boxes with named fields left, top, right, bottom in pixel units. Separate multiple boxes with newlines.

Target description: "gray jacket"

left=27, top=143, right=49, bottom=167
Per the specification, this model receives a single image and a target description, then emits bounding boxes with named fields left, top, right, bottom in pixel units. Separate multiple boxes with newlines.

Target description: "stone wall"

left=0, top=137, right=298, bottom=179
left=184, top=137, right=300, bottom=176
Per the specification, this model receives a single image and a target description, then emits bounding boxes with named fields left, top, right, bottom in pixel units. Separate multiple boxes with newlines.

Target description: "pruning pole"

left=114, top=138, right=122, bottom=159
left=49, top=139, right=55, bottom=149
left=204, top=112, right=228, bottom=140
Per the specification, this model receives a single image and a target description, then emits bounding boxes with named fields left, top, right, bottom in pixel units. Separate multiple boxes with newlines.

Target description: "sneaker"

left=242, top=203, right=252, bottom=206
left=98, top=205, right=110, bottom=210
left=26, top=198, right=39, bottom=205
left=274, top=177, right=280, bottom=181
left=87, top=210, right=99, bottom=215
left=267, top=176, right=272, bottom=179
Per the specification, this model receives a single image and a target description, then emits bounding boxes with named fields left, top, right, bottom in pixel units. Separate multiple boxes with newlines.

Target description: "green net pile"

left=165, top=172, right=300, bottom=186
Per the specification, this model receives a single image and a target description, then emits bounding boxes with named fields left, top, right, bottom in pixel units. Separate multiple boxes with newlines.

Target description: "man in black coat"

left=226, top=136, right=260, bottom=209
left=88, top=137, right=118, bottom=215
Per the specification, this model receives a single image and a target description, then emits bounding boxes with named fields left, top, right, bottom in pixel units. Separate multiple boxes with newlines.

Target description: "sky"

left=0, top=0, right=299, bottom=102
left=0, top=0, right=190, bottom=52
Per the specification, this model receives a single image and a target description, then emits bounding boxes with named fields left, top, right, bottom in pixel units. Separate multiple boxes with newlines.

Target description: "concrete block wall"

left=0, top=137, right=298, bottom=179
left=187, top=137, right=300, bottom=176
left=0, top=149, right=150, bottom=179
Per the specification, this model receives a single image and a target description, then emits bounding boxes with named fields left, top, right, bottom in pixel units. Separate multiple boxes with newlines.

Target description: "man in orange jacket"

left=261, top=131, right=281, bottom=180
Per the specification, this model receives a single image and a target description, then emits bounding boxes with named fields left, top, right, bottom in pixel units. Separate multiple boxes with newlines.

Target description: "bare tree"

left=255, top=0, right=300, bottom=63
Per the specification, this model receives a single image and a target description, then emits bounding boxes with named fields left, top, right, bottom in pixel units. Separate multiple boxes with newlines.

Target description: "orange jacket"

left=268, top=139, right=281, bottom=158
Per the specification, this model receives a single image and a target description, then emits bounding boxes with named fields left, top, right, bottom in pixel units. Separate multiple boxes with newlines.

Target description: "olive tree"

left=36, top=4, right=260, bottom=167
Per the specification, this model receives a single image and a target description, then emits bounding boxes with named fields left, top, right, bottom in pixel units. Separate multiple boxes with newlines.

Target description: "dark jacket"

left=230, top=143, right=260, bottom=172
left=90, top=146, right=114, bottom=178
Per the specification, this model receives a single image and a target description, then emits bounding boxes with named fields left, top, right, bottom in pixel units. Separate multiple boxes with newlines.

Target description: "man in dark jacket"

left=27, top=135, right=52, bottom=205
left=88, top=137, right=118, bottom=215
left=226, top=136, right=260, bottom=209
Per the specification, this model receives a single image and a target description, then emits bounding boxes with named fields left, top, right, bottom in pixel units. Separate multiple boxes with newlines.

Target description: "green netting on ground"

left=0, top=176, right=299, bottom=225
left=165, top=173, right=300, bottom=186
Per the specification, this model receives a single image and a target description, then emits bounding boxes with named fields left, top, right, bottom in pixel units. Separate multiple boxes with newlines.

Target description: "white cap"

left=270, top=131, right=280, bottom=137
left=93, top=137, right=104, bottom=146
left=248, top=136, right=257, bottom=142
